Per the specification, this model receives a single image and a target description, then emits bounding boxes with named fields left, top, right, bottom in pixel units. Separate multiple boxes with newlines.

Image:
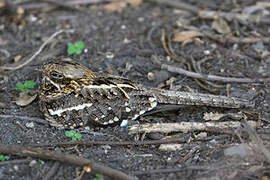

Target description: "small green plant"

left=0, top=154, right=10, bottom=161
left=65, top=130, right=82, bottom=141
left=93, top=173, right=103, bottom=180
left=16, top=80, right=36, bottom=92
left=67, top=41, right=85, bottom=55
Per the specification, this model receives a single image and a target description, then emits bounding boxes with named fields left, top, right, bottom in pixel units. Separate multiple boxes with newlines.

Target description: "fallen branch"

left=161, top=64, right=270, bottom=83
left=128, top=121, right=260, bottom=134
left=0, top=144, right=133, bottom=180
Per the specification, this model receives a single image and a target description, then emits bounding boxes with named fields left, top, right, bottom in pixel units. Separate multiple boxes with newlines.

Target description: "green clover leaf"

left=16, top=80, right=36, bottom=92
left=65, top=130, right=75, bottom=137
left=93, top=173, right=103, bottom=180
left=67, top=41, right=85, bottom=55
left=0, top=155, right=9, bottom=161
left=74, top=133, right=82, bottom=139
left=74, top=41, right=84, bottom=49
left=16, top=82, right=24, bottom=91
left=67, top=43, right=76, bottom=55
left=24, top=80, right=36, bottom=88
left=0, top=155, right=5, bottom=161
left=65, top=130, right=82, bottom=141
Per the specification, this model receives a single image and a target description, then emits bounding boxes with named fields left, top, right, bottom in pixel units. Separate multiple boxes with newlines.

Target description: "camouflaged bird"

left=38, top=60, right=254, bottom=129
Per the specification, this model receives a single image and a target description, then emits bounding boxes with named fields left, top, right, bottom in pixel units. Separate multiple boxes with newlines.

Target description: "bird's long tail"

left=145, top=88, right=254, bottom=109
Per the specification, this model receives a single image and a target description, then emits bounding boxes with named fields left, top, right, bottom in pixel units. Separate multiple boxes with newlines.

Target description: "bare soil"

left=0, top=1, right=269, bottom=179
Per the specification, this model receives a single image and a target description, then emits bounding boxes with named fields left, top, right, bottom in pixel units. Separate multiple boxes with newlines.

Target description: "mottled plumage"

left=39, top=60, right=253, bottom=129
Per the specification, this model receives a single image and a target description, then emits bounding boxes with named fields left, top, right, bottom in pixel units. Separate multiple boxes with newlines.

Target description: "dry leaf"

left=15, top=92, right=37, bottom=106
left=172, top=30, right=203, bottom=42
left=211, top=18, right=231, bottom=34
left=128, top=0, right=143, bottom=6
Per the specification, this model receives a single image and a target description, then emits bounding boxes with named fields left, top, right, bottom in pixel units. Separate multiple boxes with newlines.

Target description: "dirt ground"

left=0, top=0, right=270, bottom=179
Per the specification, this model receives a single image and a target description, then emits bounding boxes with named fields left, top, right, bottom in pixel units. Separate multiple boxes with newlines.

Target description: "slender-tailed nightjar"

left=38, top=60, right=253, bottom=129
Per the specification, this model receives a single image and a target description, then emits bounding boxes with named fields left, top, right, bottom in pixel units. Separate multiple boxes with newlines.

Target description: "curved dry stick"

left=161, top=64, right=270, bottom=83
left=0, top=29, right=67, bottom=71
left=0, top=144, right=134, bottom=180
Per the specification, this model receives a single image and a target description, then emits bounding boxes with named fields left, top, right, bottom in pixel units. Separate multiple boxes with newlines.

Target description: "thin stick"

left=0, top=29, right=66, bottom=71
left=161, top=64, right=270, bottom=83
left=0, top=144, right=134, bottom=180
left=18, top=0, right=117, bottom=10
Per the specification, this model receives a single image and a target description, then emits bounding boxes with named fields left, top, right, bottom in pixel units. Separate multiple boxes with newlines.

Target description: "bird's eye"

left=50, top=73, right=63, bottom=79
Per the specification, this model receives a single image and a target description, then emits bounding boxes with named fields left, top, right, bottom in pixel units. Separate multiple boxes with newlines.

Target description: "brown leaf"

left=172, top=30, right=203, bottom=42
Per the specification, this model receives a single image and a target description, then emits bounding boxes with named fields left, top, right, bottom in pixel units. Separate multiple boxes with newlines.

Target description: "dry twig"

left=161, top=64, right=270, bottom=83
left=0, top=29, right=67, bottom=71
